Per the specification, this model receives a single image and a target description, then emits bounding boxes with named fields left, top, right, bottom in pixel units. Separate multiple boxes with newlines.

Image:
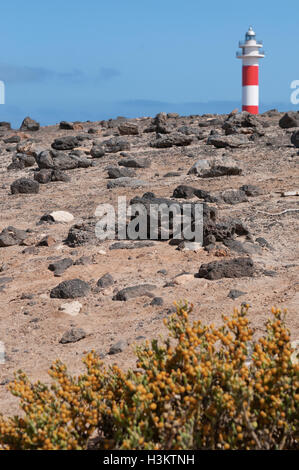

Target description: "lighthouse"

left=236, top=26, right=265, bottom=114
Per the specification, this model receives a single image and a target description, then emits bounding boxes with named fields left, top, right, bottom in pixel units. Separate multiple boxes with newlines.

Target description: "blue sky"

left=0, top=0, right=298, bottom=127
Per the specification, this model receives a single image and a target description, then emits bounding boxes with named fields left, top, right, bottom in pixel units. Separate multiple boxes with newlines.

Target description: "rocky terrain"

left=0, top=110, right=298, bottom=415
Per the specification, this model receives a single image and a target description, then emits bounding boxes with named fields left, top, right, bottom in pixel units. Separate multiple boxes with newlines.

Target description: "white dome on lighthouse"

left=245, top=26, right=256, bottom=41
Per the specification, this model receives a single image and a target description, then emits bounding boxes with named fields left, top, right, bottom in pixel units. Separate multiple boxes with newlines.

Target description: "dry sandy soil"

left=0, top=111, right=298, bottom=416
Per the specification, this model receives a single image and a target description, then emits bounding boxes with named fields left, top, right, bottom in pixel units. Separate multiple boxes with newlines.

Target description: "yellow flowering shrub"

left=0, top=303, right=298, bottom=450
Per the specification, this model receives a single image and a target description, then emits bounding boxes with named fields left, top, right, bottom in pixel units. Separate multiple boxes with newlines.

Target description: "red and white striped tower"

left=236, top=26, right=265, bottom=114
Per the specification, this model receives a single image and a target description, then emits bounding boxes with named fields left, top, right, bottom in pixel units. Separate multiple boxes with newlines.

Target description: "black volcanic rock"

left=51, top=136, right=80, bottom=150
left=0, top=121, right=11, bottom=130
left=11, top=178, right=39, bottom=194
left=90, top=144, right=105, bottom=158
left=207, top=134, right=249, bottom=148
left=34, top=169, right=52, bottom=184
left=48, top=258, right=73, bottom=276
left=36, top=150, right=92, bottom=171
left=291, top=130, right=299, bottom=148
left=107, top=167, right=136, bottom=179
left=104, top=137, right=131, bottom=153
left=59, top=121, right=74, bottom=130
left=118, top=157, right=151, bottom=168
left=197, top=258, right=254, bottom=280
left=97, top=273, right=114, bottom=288
left=50, top=279, right=90, bottom=298
left=279, top=112, right=299, bottom=129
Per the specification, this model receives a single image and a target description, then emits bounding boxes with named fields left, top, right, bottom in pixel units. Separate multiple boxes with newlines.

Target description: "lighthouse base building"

left=237, top=27, right=265, bottom=115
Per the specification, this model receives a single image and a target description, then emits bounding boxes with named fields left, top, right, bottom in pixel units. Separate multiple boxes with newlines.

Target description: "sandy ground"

left=0, top=112, right=298, bottom=416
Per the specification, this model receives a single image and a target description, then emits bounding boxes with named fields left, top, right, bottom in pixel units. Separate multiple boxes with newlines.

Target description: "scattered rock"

left=118, top=122, right=139, bottom=135
left=60, top=327, right=86, bottom=344
left=118, top=157, right=151, bottom=168
left=48, top=258, right=73, bottom=276
left=51, top=136, right=80, bottom=150
left=107, top=177, right=148, bottom=189
left=197, top=257, right=254, bottom=280
left=65, top=221, right=98, bottom=247
left=228, top=289, right=247, bottom=300
left=279, top=112, right=299, bottom=129
left=173, top=273, right=195, bottom=285
left=34, top=169, right=52, bottom=184
left=45, top=211, right=74, bottom=224
left=177, top=241, right=203, bottom=251
left=239, top=184, right=263, bottom=197
left=97, top=273, right=114, bottom=289
left=104, top=137, right=130, bottom=153
left=90, top=144, right=105, bottom=158
left=38, top=235, right=56, bottom=247
left=172, top=185, right=217, bottom=202
left=107, top=167, right=136, bottom=179
left=113, top=284, right=156, bottom=301
left=74, top=256, right=92, bottom=266
left=221, top=189, right=248, bottom=205
left=207, top=134, right=249, bottom=148
left=291, top=130, right=299, bottom=148
left=50, top=279, right=90, bottom=299
left=20, top=117, right=40, bottom=132
left=108, top=340, right=128, bottom=355
left=0, top=227, right=28, bottom=247
left=152, top=133, right=192, bottom=148
left=255, top=237, right=272, bottom=249
left=109, top=241, right=155, bottom=250
left=59, top=121, right=74, bottom=130
left=150, top=297, right=164, bottom=306
left=11, top=178, right=39, bottom=194
left=0, top=121, right=11, bottom=130
left=188, top=156, right=242, bottom=178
